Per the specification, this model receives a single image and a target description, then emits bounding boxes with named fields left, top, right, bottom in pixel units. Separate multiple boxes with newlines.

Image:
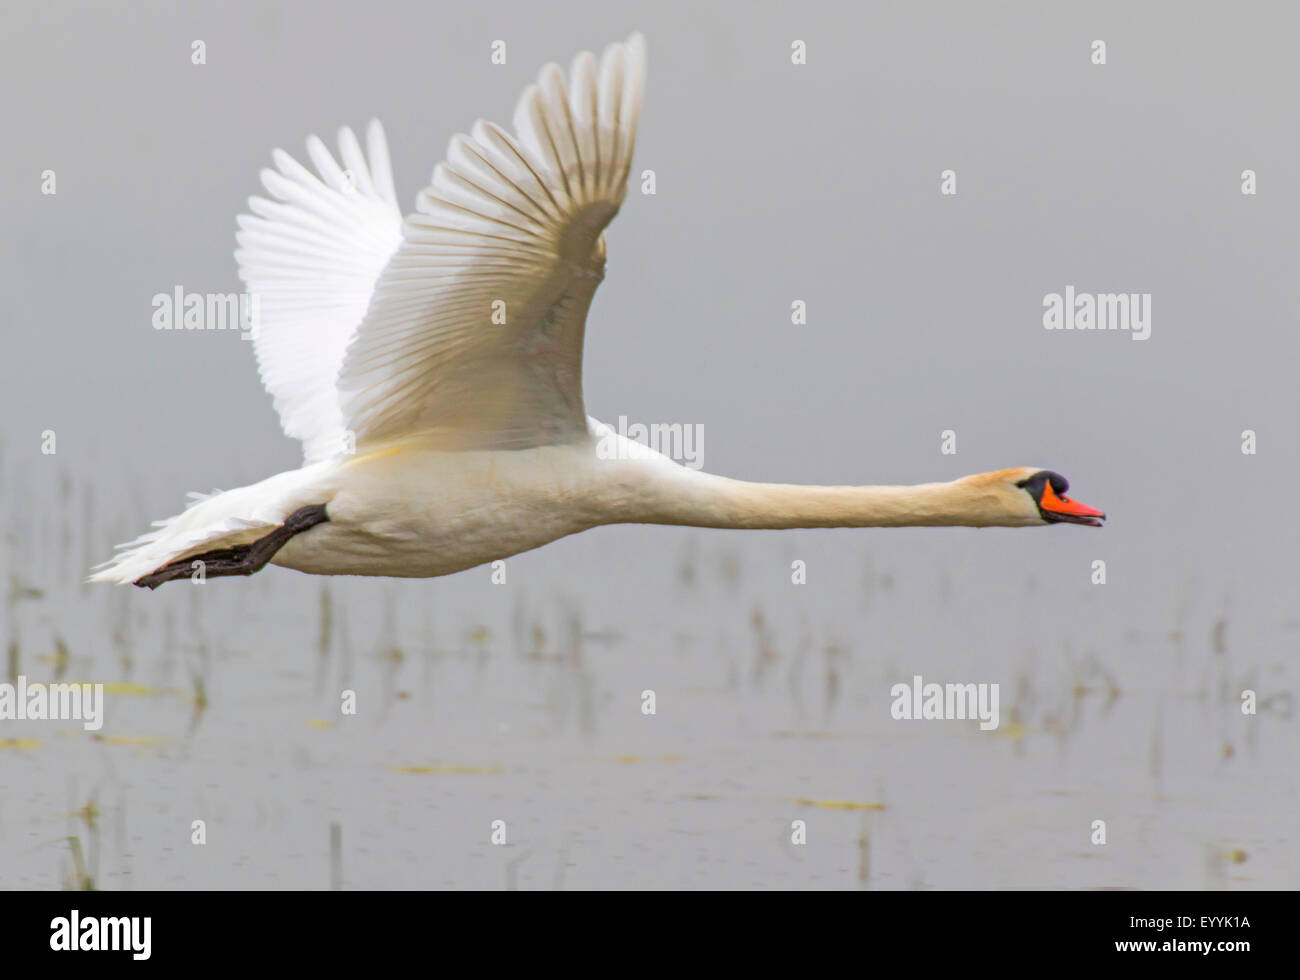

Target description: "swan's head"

left=960, top=468, right=1105, bottom=527
left=1017, top=469, right=1105, bottom=526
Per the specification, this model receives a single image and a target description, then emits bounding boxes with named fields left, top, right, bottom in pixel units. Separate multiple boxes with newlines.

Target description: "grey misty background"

left=0, top=0, right=1297, bottom=889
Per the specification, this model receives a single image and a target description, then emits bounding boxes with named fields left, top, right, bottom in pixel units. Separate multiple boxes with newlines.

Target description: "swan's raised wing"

left=337, top=34, right=646, bottom=452
left=235, top=121, right=403, bottom=463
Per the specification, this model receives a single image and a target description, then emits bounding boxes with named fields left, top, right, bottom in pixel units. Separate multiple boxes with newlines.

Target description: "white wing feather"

left=337, top=34, right=646, bottom=451
left=235, top=120, right=403, bottom=463
left=92, top=37, right=646, bottom=586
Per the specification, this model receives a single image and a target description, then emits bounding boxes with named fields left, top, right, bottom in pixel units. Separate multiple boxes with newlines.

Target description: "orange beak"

left=1040, top=481, right=1105, bottom=526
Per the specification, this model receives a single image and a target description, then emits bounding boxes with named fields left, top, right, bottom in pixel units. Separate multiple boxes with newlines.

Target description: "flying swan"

left=92, top=34, right=1103, bottom=589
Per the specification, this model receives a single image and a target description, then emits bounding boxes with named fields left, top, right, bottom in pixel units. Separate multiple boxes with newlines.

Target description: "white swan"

left=92, top=34, right=1103, bottom=589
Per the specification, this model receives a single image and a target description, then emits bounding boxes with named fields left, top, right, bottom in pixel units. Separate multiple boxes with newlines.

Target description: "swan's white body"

left=233, top=427, right=650, bottom=580
left=93, top=34, right=1098, bottom=588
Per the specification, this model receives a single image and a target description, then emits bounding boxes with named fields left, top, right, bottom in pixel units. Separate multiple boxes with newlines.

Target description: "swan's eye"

left=1015, top=470, right=1068, bottom=496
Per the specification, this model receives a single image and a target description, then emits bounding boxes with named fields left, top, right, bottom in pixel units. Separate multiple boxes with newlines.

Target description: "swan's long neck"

left=611, top=462, right=1029, bottom=529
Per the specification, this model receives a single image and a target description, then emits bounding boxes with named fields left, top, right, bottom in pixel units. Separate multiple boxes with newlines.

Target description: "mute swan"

left=92, top=34, right=1103, bottom=589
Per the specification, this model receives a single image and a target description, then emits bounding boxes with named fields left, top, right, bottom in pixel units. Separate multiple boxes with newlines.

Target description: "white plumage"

left=93, top=33, right=1100, bottom=588
left=93, top=35, right=649, bottom=585
left=239, top=120, right=403, bottom=464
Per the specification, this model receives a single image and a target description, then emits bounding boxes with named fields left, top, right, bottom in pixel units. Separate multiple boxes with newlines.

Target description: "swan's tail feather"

left=88, top=475, right=318, bottom=585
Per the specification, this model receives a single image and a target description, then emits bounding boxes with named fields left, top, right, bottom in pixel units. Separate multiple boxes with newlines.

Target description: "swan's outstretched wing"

left=235, top=121, right=403, bottom=463
left=337, top=34, right=646, bottom=451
